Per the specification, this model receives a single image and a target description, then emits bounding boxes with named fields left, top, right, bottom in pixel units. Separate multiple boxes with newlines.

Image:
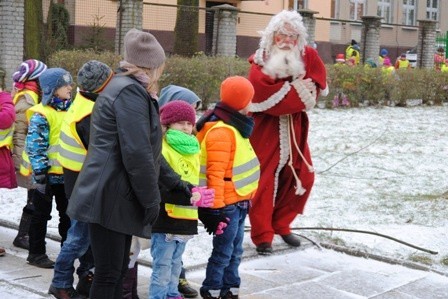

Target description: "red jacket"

left=0, top=91, right=17, bottom=189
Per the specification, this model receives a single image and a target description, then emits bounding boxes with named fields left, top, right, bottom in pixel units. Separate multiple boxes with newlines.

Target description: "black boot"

left=13, top=211, right=33, bottom=250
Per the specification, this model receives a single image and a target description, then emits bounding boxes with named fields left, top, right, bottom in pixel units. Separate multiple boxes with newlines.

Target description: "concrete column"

left=361, top=16, right=382, bottom=66
left=298, top=9, right=317, bottom=47
left=0, top=0, right=25, bottom=90
left=211, top=4, right=239, bottom=57
left=115, top=0, right=143, bottom=56
left=416, top=19, right=437, bottom=69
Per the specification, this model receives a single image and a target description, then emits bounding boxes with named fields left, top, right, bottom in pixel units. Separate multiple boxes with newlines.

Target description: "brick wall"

left=0, top=0, right=24, bottom=90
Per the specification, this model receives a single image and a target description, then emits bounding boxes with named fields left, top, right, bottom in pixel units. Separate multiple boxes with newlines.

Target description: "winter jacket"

left=66, top=74, right=163, bottom=238
left=24, top=99, right=70, bottom=185
left=151, top=134, right=200, bottom=235
left=12, top=90, right=39, bottom=188
left=196, top=120, right=258, bottom=208
left=0, top=91, right=17, bottom=189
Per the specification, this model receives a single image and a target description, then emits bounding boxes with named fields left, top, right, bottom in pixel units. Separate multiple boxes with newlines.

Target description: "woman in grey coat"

left=67, top=29, right=189, bottom=299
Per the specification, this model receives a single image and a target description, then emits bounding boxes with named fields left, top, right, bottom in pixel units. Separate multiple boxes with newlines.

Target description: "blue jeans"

left=51, top=219, right=92, bottom=288
left=200, top=202, right=248, bottom=297
left=149, top=233, right=186, bottom=299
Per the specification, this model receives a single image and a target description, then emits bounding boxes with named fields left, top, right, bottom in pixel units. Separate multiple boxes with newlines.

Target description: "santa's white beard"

left=262, top=46, right=305, bottom=79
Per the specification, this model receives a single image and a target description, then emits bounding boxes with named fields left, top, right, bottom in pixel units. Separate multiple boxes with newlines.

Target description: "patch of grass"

left=440, top=255, right=448, bottom=266
left=408, top=254, right=433, bottom=265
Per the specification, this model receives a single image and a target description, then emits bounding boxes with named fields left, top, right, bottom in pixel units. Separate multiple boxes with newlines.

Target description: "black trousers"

left=28, top=184, right=70, bottom=254
left=89, top=223, right=132, bottom=299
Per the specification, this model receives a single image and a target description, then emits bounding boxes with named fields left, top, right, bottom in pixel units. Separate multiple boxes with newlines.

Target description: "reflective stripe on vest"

left=199, top=121, right=260, bottom=196
left=20, top=104, right=66, bottom=176
left=58, top=94, right=94, bottom=171
left=162, top=138, right=200, bottom=220
left=13, top=90, right=39, bottom=105
left=0, top=126, right=14, bottom=150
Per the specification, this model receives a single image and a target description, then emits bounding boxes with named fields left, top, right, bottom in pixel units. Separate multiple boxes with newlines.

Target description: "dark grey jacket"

left=67, top=74, right=162, bottom=238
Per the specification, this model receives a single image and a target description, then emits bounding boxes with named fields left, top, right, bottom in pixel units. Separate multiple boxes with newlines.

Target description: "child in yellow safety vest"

left=11, top=59, right=47, bottom=251
left=149, top=99, right=215, bottom=299
left=23, top=68, right=73, bottom=268
left=195, top=76, right=260, bottom=299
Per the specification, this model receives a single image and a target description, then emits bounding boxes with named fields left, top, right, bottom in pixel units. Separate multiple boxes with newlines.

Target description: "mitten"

left=215, top=218, right=230, bottom=235
left=143, top=206, right=160, bottom=225
left=33, top=173, right=47, bottom=194
left=291, top=79, right=316, bottom=111
left=173, top=180, right=193, bottom=198
left=191, top=186, right=215, bottom=208
left=33, top=173, right=47, bottom=184
left=198, top=208, right=230, bottom=235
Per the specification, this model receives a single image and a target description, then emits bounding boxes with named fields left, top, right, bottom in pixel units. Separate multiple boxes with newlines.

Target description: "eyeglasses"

left=275, top=32, right=299, bottom=41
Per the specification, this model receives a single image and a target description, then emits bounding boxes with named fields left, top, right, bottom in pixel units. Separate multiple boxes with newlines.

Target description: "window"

left=426, top=0, right=439, bottom=21
left=402, top=0, right=416, bottom=26
left=349, top=0, right=365, bottom=21
left=331, top=0, right=338, bottom=18
left=378, top=0, right=392, bottom=23
left=288, top=0, right=308, bottom=9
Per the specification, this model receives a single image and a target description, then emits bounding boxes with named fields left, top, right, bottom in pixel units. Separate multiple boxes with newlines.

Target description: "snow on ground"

left=1, top=105, right=447, bottom=273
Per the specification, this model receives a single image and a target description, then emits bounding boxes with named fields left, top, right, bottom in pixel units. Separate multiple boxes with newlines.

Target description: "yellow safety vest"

left=13, top=90, right=39, bottom=105
left=0, top=126, right=13, bottom=150
left=345, top=46, right=360, bottom=65
left=199, top=121, right=260, bottom=196
left=58, top=93, right=94, bottom=171
left=441, top=64, right=448, bottom=73
left=20, top=104, right=66, bottom=176
left=397, top=59, right=410, bottom=69
left=162, top=137, right=200, bottom=220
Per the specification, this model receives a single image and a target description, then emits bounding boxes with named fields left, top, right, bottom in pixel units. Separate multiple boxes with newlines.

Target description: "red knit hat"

left=160, top=100, right=196, bottom=125
left=220, top=76, right=254, bottom=111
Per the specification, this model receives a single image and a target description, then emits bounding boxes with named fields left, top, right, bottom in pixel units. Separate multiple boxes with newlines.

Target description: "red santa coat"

left=247, top=46, right=327, bottom=245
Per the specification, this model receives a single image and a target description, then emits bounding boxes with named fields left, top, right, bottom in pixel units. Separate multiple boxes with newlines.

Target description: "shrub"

left=48, top=49, right=122, bottom=86
left=325, top=65, right=448, bottom=108
left=160, top=54, right=250, bottom=108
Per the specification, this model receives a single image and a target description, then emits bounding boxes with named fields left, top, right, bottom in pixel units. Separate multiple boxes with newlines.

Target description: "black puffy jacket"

left=67, top=74, right=162, bottom=238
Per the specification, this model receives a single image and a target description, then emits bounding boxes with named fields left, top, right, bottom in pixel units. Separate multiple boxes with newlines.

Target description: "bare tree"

left=173, top=0, right=199, bottom=56
left=24, top=0, right=44, bottom=60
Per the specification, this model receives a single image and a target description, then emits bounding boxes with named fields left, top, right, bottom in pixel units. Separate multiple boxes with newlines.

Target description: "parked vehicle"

left=406, top=48, right=417, bottom=68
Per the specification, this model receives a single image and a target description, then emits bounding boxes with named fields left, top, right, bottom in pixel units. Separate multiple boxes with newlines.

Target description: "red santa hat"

left=258, top=10, right=308, bottom=56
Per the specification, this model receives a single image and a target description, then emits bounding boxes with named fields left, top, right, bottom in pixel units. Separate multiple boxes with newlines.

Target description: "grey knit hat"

left=124, top=28, right=166, bottom=69
left=77, top=60, right=113, bottom=93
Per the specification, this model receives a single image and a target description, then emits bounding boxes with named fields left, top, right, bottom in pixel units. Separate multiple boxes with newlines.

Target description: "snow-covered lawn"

left=1, top=105, right=447, bottom=273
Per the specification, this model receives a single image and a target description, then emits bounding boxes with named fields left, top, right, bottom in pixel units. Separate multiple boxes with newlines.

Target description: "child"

left=22, top=68, right=73, bottom=268
left=149, top=100, right=215, bottom=299
left=195, top=76, right=260, bottom=299
left=0, top=89, right=17, bottom=189
left=0, top=89, right=17, bottom=256
left=49, top=60, right=113, bottom=298
left=11, top=59, right=47, bottom=250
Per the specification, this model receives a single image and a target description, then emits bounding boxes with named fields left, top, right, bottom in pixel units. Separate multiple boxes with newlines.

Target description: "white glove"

left=291, top=79, right=316, bottom=111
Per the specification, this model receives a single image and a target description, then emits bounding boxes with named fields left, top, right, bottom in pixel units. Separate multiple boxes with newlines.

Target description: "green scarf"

left=165, top=129, right=200, bottom=155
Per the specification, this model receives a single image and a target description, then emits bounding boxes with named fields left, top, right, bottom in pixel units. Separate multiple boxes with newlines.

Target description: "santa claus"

left=247, top=10, right=328, bottom=255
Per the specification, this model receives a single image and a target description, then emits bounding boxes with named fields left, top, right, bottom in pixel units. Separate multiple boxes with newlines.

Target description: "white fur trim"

left=249, top=82, right=291, bottom=113
left=272, top=116, right=290, bottom=206
left=291, top=79, right=315, bottom=110
left=254, top=48, right=265, bottom=66
left=320, top=85, right=329, bottom=97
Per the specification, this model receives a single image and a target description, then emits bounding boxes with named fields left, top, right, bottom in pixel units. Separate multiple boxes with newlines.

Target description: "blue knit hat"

left=39, top=68, right=72, bottom=105
left=158, top=85, right=201, bottom=109
left=380, top=48, right=388, bottom=56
